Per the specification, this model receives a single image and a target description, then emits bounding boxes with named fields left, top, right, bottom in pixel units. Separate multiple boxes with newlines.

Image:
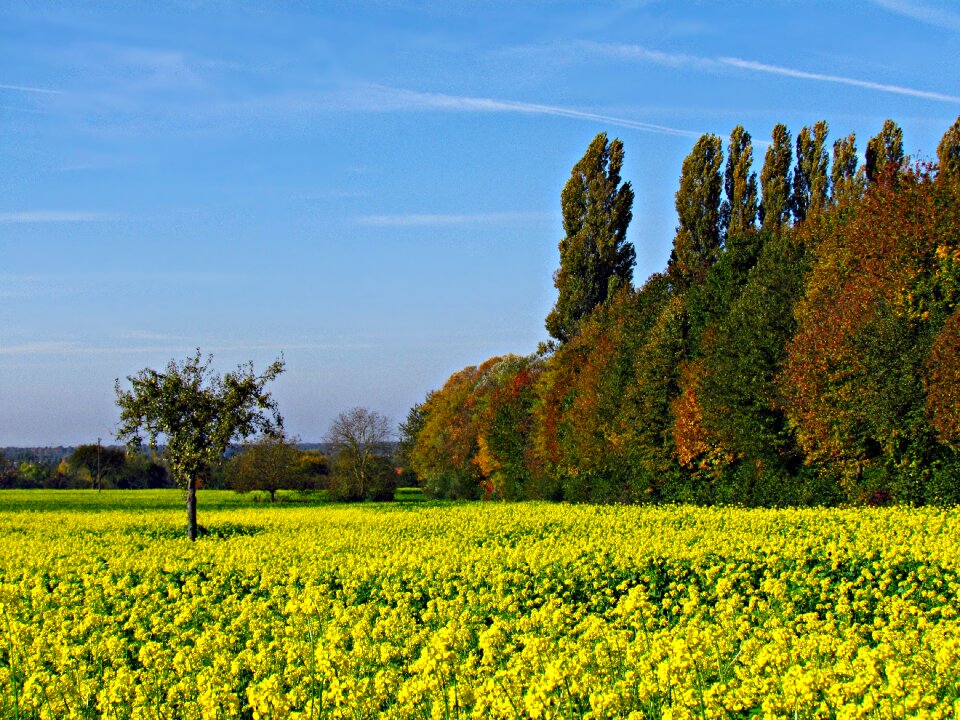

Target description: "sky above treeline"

left=2, top=0, right=959, bottom=446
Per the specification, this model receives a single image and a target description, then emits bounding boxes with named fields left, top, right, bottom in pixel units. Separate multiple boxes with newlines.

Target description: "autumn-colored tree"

left=546, top=133, right=635, bottom=344
left=781, top=167, right=960, bottom=502
left=759, top=124, right=793, bottom=231
left=668, top=134, right=723, bottom=288
left=792, top=121, right=830, bottom=222
left=865, top=119, right=905, bottom=186
left=472, top=355, right=542, bottom=500
left=719, top=126, right=758, bottom=241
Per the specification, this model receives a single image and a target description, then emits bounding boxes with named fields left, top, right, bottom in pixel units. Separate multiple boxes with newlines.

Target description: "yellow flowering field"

left=1, top=491, right=958, bottom=719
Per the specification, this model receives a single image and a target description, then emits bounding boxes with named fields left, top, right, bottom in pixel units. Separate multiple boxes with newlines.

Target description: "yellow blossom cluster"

left=1, top=491, right=958, bottom=718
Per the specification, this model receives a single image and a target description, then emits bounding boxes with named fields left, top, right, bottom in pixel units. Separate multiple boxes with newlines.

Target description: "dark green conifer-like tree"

left=865, top=119, right=905, bottom=185
left=938, top=115, right=960, bottom=184
left=546, top=133, right=635, bottom=344
left=792, top=121, right=830, bottom=222
left=759, top=124, right=793, bottom=231
left=831, top=133, right=864, bottom=204
left=719, top=125, right=758, bottom=241
left=668, top=133, right=723, bottom=288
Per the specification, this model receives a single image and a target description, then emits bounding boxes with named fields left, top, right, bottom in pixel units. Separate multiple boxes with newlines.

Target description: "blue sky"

left=2, top=0, right=959, bottom=446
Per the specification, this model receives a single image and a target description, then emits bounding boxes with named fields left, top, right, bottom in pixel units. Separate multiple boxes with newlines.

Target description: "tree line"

left=401, top=116, right=960, bottom=506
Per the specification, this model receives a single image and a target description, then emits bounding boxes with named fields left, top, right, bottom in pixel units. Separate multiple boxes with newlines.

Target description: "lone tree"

left=115, top=351, right=284, bottom=539
left=325, top=407, right=394, bottom=501
left=545, top=132, right=635, bottom=344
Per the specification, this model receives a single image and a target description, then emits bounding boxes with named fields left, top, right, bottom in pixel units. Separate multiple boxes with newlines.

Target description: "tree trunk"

left=186, top=476, right=198, bottom=541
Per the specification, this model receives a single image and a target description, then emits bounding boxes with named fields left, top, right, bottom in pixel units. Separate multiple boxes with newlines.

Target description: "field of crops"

left=1, top=491, right=958, bottom=719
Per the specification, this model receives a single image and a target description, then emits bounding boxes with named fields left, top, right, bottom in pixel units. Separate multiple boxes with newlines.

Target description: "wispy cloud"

left=869, top=0, right=960, bottom=31
left=719, top=57, right=960, bottom=104
left=356, top=211, right=550, bottom=227
left=581, top=42, right=960, bottom=105
left=0, top=82, right=63, bottom=95
left=0, top=211, right=118, bottom=223
left=353, top=85, right=703, bottom=138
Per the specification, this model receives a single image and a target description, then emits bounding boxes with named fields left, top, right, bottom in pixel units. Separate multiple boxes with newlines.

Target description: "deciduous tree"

left=759, top=124, right=792, bottom=231
left=325, top=407, right=393, bottom=501
left=792, top=121, right=830, bottom=222
left=545, top=133, right=635, bottom=343
left=115, top=351, right=284, bottom=539
left=720, top=125, right=758, bottom=241
left=668, top=133, right=723, bottom=288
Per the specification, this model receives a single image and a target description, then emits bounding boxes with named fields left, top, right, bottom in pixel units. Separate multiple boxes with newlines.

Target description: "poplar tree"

left=759, top=124, right=793, bottom=231
left=831, top=133, right=864, bottom=204
left=937, top=116, right=960, bottom=184
left=546, top=133, right=635, bottom=344
left=865, top=119, right=905, bottom=185
left=792, top=121, right=830, bottom=223
left=668, top=133, right=723, bottom=288
left=720, top=125, right=758, bottom=241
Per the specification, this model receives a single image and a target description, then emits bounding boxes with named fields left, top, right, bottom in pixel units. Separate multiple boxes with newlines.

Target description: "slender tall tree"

left=668, top=133, right=723, bottom=288
left=546, top=133, right=635, bottom=344
left=865, top=119, right=905, bottom=185
left=937, top=115, right=960, bottom=184
left=831, top=133, right=863, bottom=204
left=720, top=126, right=758, bottom=241
left=792, top=121, right=830, bottom=222
left=759, top=124, right=793, bottom=231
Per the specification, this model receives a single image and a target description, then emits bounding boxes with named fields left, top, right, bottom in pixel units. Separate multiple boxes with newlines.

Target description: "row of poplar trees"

left=403, top=116, right=960, bottom=506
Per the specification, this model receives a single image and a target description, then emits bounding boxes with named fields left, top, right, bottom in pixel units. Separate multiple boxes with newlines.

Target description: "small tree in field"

left=226, top=435, right=306, bottom=502
left=115, top=351, right=284, bottom=540
left=325, top=407, right=394, bottom=501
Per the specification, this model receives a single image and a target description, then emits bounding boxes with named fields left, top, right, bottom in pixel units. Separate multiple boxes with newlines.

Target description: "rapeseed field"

left=1, top=491, right=957, bottom=719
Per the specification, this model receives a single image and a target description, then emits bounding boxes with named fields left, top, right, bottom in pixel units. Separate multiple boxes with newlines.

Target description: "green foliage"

left=759, top=124, right=792, bottom=231
left=830, top=132, right=865, bottom=206
left=719, top=125, right=758, bottom=240
left=668, top=133, right=723, bottom=288
left=545, top=132, right=635, bottom=343
left=792, top=121, right=830, bottom=222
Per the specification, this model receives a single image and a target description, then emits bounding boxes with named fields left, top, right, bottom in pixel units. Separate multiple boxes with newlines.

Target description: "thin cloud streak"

left=357, top=211, right=550, bottom=227
left=364, top=85, right=703, bottom=138
left=581, top=42, right=960, bottom=105
left=0, top=82, right=64, bottom=95
left=869, top=0, right=960, bottom=31
left=720, top=57, right=960, bottom=104
left=0, top=211, right=118, bottom=223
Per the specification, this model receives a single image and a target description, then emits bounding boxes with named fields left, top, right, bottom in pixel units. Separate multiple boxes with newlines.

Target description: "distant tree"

left=938, top=115, right=960, bottom=184
left=115, top=351, right=284, bottom=540
left=65, top=444, right=126, bottom=489
left=668, top=133, right=724, bottom=288
left=325, top=407, right=393, bottom=501
left=0, top=452, right=18, bottom=489
left=226, top=435, right=307, bottom=502
left=865, top=119, right=905, bottom=185
left=831, top=133, right=864, bottom=205
left=719, top=125, right=758, bottom=241
left=759, top=124, right=793, bottom=231
left=545, top=132, right=635, bottom=344
left=792, top=121, right=830, bottom=222
left=397, top=399, right=428, bottom=483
